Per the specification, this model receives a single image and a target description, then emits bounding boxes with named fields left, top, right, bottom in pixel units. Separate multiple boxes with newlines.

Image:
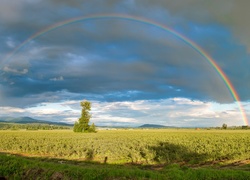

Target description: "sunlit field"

left=1, top=129, right=249, bottom=164
left=0, top=129, right=250, bottom=179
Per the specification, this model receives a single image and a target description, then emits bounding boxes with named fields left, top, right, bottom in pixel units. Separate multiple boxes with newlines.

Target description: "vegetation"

left=222, top=123, right=228, bottom=129
left=73, top=100, right=96, bottom=133
left=1, top=153, right=250, bottom=180
left=0, top=129, right=249, bottom=164
left=0, top=129, right=249, bottom=179
left=0, top=123, right=70, bottom=130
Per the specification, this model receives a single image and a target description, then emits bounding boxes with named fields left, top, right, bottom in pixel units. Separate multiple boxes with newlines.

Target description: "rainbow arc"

left=2, top=14, right=248, bottom=125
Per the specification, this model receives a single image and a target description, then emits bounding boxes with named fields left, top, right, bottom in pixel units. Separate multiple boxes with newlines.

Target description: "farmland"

left=0, top=129, right=250, bottom=179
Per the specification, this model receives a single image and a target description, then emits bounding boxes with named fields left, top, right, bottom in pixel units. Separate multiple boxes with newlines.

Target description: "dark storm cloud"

left=1, top=0, right=250, bottom=108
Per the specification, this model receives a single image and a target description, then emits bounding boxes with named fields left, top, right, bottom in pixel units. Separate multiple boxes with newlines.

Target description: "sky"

left=0, top=0, right=250, bottom=127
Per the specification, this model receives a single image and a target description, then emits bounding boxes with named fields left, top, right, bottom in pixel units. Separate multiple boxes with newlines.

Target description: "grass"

left=0, top=153, right=165, bottom=179
left=0, top=153, right=250, bottom=179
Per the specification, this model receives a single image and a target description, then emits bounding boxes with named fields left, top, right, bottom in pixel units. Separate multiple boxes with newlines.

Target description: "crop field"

left=0, top=129, right=250, bottom=179
left=0, top=129, right=250, bottom=164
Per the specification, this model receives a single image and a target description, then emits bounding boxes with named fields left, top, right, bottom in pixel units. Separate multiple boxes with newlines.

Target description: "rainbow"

left=2, top=13, right=248, bottom=125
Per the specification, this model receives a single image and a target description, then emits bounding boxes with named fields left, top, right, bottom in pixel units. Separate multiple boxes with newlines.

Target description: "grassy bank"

left=1, top=153, right=250, bottom=179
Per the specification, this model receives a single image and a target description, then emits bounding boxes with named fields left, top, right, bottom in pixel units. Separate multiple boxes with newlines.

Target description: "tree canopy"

left=73, top=100, right=96, bottom=133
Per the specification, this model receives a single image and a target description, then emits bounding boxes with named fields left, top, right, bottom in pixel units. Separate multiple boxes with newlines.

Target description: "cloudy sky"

left=0, top=0, right=250, bottom=127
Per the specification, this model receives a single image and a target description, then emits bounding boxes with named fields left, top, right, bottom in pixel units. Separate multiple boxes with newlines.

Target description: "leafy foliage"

left=88, top=123, right=96, bottom=133
left=222, top=123, right=227, bottom=129
left=73, top=100, right=96, bottom=133
left=0, top=123, right=70, bottom=130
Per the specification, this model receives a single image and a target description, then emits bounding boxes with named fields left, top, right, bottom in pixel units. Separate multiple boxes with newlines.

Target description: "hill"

left=0, top=117, right=71, bottom=126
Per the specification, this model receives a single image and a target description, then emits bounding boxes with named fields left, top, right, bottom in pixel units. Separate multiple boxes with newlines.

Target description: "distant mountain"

left=0, top=117, right=71, bottom=126
left=139, top=124, right=175, bottom=128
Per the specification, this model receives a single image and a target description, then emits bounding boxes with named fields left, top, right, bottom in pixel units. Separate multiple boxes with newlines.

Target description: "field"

left=0, top=129, right=250, bottom=179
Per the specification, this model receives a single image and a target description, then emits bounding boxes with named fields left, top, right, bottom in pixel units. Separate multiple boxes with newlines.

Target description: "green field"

left=0, top=129, right=250, bottom=179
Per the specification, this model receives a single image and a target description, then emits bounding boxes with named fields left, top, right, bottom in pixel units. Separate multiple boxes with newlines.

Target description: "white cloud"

left=92, top=115, right=138, bottom=123
left=3, top=66, right=28, bottom=74
left=0, top=98, right=248, bottom=127
left=90, top=98, right=248, bottom=127
left=0, top=106, right=25, bottom=114
left=6, top=37, right=16, bottom=48
left=50, top=76, right=64, bottom=81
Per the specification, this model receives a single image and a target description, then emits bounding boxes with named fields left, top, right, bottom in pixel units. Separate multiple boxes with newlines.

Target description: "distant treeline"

left=203, top=126, right=249, bottom=130
left=0, top=123, right=71, bottom=130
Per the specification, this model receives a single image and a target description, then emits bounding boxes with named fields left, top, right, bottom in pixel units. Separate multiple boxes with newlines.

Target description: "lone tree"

left=222, top=123, right=227, bottom=129
left=73, top=100, right=96, bottom=133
